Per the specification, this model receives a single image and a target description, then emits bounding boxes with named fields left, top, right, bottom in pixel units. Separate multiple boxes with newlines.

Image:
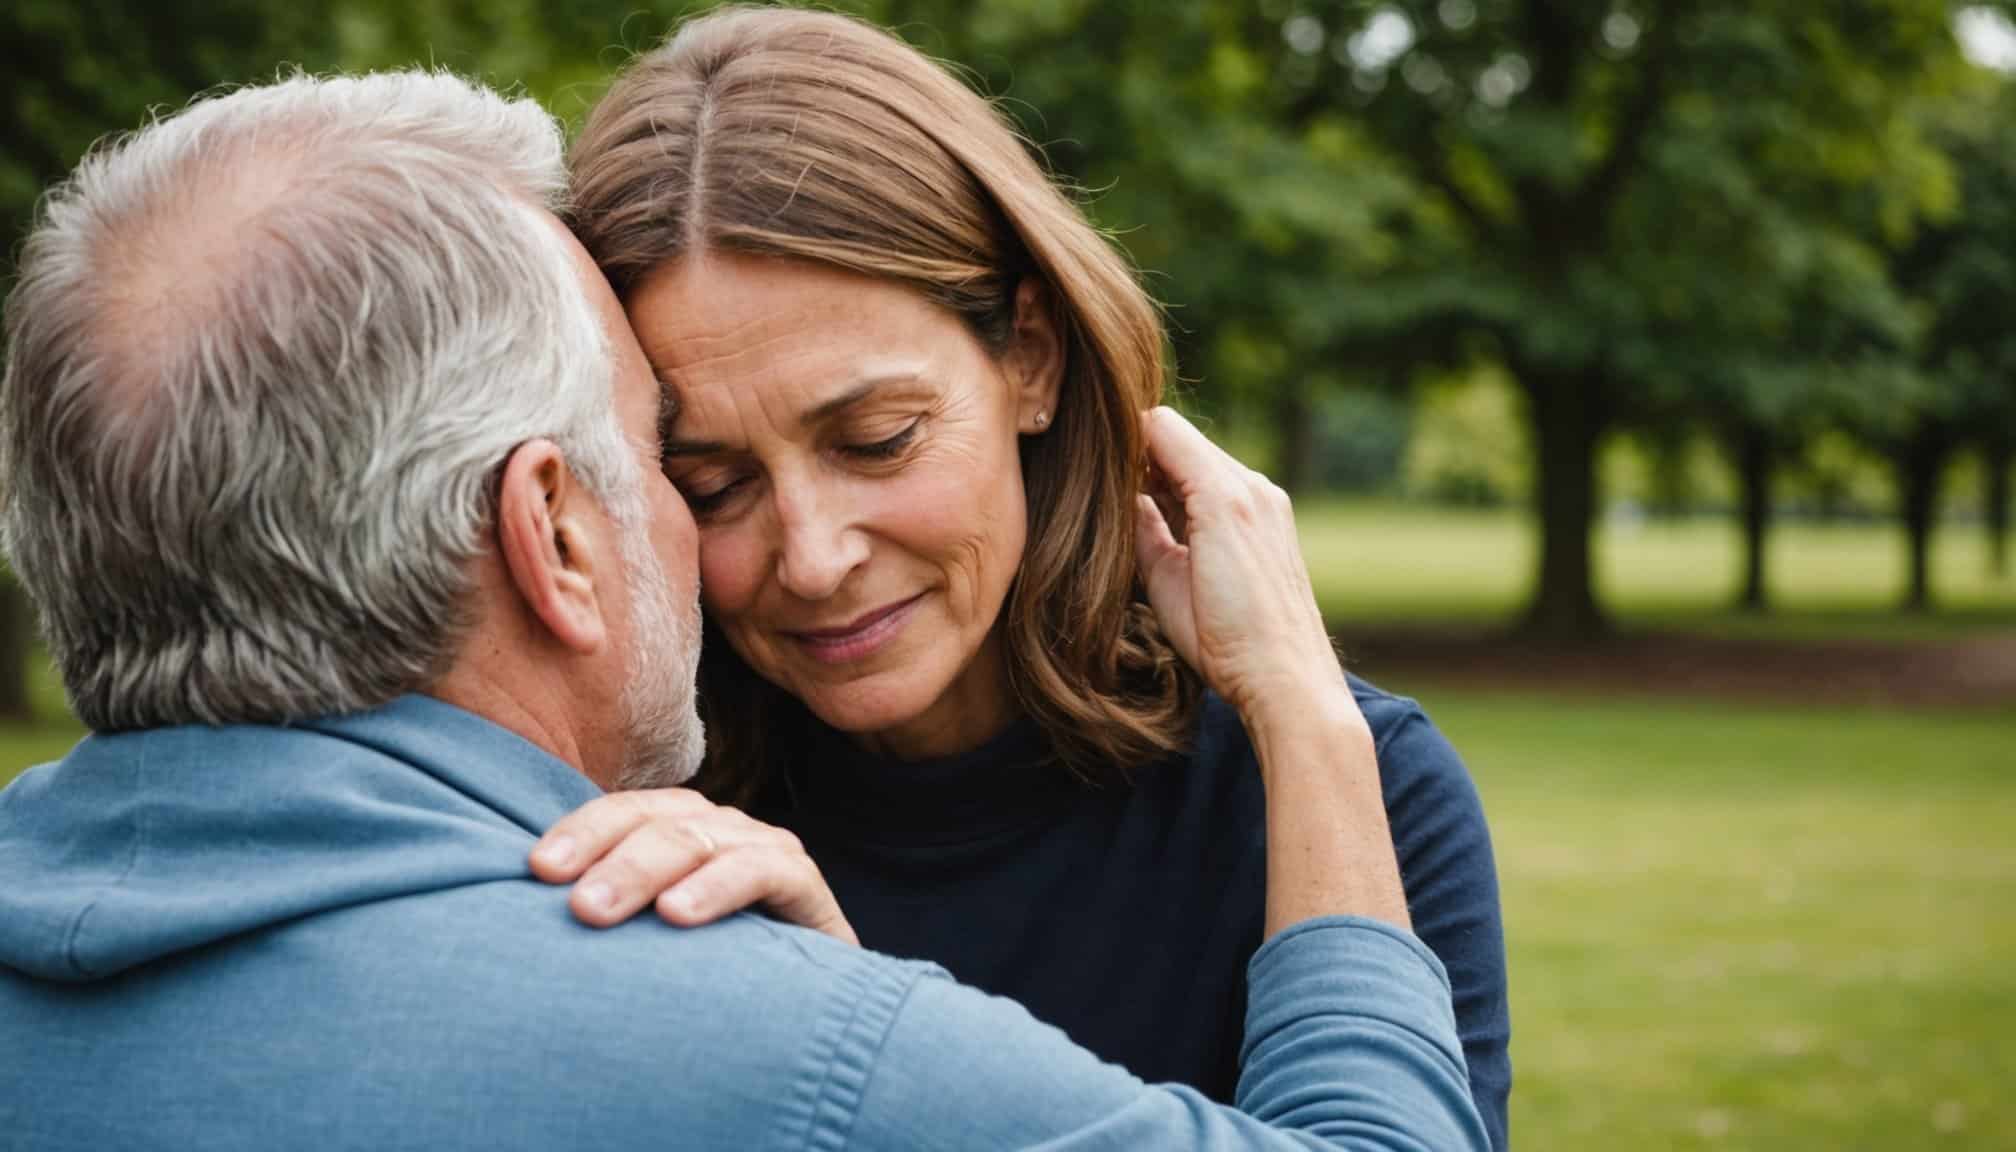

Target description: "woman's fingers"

left=1140, top=406, right=1247, bottom=507
left=656, top=844, right=860, bottom=946
left=569, top=817, right=718, bottom=928
left=1133, top=406, right=1342, bottom=712
left=529, top=789, right=708, bottom=882
left=1134, top=493, right=1196, bottom=666
left=532, top=792, right=859, bottom=945
left=1143, top=460, right=1188, bottom=546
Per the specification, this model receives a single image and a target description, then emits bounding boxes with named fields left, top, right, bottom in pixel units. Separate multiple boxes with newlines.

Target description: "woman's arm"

left=1134, top=406, right=1408, bottom=936
left=855, top=916, right=1490, bottom=1151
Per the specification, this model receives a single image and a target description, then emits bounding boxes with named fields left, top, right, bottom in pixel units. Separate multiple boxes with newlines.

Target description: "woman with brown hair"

left=539, top=6, right=1507, bottom=1146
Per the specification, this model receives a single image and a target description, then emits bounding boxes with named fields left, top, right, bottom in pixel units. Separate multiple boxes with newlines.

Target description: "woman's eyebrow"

left=662, top=437, right=729, bottom=458
left=662, top=369, right=933, bottom=456
left=800, top=369, right=927, bottom=428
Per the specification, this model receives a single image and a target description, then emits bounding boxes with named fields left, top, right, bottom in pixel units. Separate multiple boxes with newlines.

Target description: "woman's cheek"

left=695, top=523, right=765, bottom=617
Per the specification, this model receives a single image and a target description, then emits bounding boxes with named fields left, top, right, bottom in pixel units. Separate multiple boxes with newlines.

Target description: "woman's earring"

left=1033, top=410, right=1049, bottom=429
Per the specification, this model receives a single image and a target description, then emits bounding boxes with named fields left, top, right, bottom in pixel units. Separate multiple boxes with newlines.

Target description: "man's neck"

left=428, top=660, right=608, bottom=790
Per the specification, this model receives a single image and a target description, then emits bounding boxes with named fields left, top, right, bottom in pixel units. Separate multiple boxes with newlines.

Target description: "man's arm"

left=847, top=916, right=1489, bottom=1151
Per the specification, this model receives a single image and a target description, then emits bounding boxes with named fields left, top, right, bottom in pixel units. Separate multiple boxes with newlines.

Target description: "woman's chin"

left=794, top=678, right=935, bottom=740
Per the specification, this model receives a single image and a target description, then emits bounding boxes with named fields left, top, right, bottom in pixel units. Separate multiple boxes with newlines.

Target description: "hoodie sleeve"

left=843, top=916, right=1490, bottom=1151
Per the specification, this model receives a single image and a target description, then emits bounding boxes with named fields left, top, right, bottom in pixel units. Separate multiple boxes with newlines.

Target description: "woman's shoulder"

left=1189, top=676, right=1476, bottom=797
left=1191, top=675, right=1435, bottom=751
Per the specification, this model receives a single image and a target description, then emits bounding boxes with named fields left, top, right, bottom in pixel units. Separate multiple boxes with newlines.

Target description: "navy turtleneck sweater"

left=760, top=675, right=1511, bottom=1152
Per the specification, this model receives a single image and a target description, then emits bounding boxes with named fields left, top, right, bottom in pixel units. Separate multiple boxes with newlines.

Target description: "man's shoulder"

left=4, top=875, right=944, bottom=1152
left=310, top=875, right=938, bottom=1030
left=305, top=883, right=942, bottom=1148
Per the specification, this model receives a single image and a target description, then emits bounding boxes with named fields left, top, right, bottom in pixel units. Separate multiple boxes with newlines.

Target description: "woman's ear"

left=495, top=439, right=608, bottom=655
left=1008, top=277, right=1065, bottom=434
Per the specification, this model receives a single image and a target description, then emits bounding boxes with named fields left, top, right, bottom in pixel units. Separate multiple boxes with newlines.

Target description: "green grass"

left=1299, top=500, right=2016, bottom=640
left=1382, top=684, right=2016, bottom=1152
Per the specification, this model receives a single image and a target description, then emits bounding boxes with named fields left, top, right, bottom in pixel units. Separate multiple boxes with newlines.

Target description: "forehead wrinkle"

left=664, top=330, right=837, bottom=442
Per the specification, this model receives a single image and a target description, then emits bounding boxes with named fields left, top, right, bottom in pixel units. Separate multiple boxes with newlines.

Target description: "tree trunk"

left=1735, top=424, right=1772, bottom=612
left=1649, top=428, right=1690, bottom=521
left=1272, top=379, right=1315, bottom=496
left=0, top=580, right=32, bottom=721
left=1897, top=430, right=1948, bottom=613
left=1522, top=368, right=1608, bottom=639
left=1987, top=433, right=2010, bottom=580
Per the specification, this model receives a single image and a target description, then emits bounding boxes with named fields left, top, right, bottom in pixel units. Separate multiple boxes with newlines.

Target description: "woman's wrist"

left=1234, top=662, right=1367, bottom=752
left=1249, top=688, right=1408, bottom=934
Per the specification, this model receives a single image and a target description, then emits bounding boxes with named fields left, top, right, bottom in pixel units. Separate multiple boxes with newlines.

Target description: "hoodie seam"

left=63, top=732, right=148, bottom=979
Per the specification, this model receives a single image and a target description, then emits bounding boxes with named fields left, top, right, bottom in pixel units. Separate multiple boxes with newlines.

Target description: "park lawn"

left=1298, top=499, right=2016, bottom=640
left=1385, top=684, right=2016, bottom=1152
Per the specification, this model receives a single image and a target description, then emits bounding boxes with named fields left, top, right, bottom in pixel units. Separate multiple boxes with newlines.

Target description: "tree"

left=1219, top=1, right=1972, bottom=636
left=1877, top=70, right=2016, bottom=608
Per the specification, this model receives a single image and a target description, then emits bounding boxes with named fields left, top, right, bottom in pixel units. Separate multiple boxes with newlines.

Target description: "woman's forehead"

left=629, top=255, right=982, bottom=421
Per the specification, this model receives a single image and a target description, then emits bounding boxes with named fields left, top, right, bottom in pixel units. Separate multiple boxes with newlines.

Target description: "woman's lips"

left=785, top=594, right=925, bottom=665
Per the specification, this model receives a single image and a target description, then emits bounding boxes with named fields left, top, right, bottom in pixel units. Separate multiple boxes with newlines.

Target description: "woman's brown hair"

left=570, top=4, right=1199, bottom=801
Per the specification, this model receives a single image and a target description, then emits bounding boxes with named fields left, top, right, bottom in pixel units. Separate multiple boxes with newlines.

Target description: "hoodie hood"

left=0, top=695, right=601, bottom=982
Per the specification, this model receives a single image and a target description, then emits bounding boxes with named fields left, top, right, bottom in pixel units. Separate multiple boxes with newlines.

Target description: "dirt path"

left=1335, top=626, right=2016, bottom=711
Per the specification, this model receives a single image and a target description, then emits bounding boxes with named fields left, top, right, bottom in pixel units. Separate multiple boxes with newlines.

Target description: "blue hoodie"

left=0, top=694, right=1487, bottom=1151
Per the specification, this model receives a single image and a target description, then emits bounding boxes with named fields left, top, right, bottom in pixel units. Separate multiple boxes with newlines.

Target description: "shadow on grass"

left=1333, top=614, right=2016, bottom=712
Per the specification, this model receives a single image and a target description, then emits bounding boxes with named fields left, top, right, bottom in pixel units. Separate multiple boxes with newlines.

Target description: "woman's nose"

left=772, top=480, right=869, bottom=601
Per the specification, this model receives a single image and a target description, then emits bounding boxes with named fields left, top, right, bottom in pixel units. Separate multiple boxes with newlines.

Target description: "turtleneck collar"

left=780, top=713, right=1087, bottom=851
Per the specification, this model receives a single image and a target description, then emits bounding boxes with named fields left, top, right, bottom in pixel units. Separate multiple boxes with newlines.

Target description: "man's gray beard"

left=611, top=519, right=706, bottom=791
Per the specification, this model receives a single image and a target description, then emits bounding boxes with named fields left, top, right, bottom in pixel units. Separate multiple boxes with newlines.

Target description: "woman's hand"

left=529, top=790, right=858, bottom=946
left=1133, top=406, right=1351, bottom=719
left=1135, top=407, right=1406, bottom=934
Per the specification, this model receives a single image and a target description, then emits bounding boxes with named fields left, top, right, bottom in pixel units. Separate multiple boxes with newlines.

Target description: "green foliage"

left=1404, top=367, right=1530, bottom=506
left=1313, top=388, right=1412, bottom=492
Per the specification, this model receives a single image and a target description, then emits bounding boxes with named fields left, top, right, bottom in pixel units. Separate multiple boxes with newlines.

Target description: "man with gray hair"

left=0, top=72, right=1486, bottom=1151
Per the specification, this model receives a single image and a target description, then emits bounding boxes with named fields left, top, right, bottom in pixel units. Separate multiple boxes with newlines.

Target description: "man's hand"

left=530, top=790, right=858, bottom=945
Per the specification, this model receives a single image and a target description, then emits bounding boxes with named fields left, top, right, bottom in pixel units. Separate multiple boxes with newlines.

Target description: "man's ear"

left=495, top=439, right=608, bottom=655
left=1008, top=277, right=1065, bottom=434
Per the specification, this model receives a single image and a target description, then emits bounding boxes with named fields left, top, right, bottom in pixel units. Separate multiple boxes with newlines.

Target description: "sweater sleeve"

left=845, top=916, right=1490, bottom=1151
left=1374, top=703, right=1513, bottom=1152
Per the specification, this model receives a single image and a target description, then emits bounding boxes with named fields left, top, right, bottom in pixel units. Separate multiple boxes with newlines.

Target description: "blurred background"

left=3, top=1, right=2012, bottom=1147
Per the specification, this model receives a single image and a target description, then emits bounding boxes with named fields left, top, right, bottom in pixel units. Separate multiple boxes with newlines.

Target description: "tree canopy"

left=3, top=0, right=2015, bottom=716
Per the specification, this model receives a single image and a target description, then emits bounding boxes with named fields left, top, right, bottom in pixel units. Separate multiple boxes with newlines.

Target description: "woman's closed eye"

left=841, top=418, right=922, bottom=461
left=671, top=418, right=924, bottom=519
left=675, top=470, right=748, bottom=517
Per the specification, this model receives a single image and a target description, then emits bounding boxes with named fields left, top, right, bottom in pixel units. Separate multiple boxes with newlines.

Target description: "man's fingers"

left=657, top=852, right=859, bottom=946
left=530, top=789, right=707, bottom=881
left=569, top=819, right=717, bottom=928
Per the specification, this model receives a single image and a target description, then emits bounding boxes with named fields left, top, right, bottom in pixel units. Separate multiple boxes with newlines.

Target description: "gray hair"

left=1, top=71, right=644, bottom=731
